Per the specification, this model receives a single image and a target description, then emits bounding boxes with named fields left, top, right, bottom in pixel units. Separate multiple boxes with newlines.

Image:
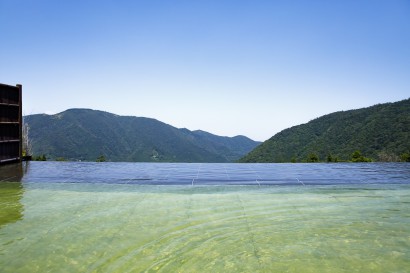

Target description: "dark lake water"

left=1, top=161, right=409, bottom=186
left=1, top=162, right=409, bottom=272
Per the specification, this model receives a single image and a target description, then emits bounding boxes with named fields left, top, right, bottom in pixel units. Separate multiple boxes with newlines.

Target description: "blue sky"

left=1, top=0, right=409, bottom=141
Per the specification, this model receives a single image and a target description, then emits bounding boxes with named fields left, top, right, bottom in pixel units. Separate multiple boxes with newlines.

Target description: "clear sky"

left=1, top=0, right=409, bottom=141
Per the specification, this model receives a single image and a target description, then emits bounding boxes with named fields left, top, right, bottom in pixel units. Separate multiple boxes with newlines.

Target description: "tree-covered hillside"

left=26, top=109, right=260, bottom=162
left=239, top=98, right=410, bottom=162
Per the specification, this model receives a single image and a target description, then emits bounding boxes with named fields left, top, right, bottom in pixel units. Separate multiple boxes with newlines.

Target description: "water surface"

left=1, top=162, right=409, bottom=272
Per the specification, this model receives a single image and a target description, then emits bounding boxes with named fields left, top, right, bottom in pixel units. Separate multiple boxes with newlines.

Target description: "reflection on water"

left=0, top=163, right=26, bottom=228
left=0, top=162, right=26, bottom=182
left=0, top=162, right=409, bottom=272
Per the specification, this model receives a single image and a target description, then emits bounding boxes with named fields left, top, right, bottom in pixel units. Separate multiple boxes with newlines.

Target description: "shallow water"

left=1, top=162, right=410, bottom=272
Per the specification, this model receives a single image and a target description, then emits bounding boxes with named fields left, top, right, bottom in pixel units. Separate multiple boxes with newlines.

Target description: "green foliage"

left=326, top=154, right=336, bottom=163
left=56, top=157, right=67, bottom=161
left=307, top=153, right=319, bottom=163
left=240, top=98, right=410, bottom=163
left=96, top=155, right=106, bottom=162
left=25, top=109, right=260, bottom=162
left=351, top=150, right=372, bottom=162
left=34, top=154, right=47, bottom=161
left=401, top=153, right=410, bottom=162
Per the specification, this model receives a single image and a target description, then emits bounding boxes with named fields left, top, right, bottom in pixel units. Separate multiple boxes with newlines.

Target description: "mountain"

left=25, top=109, right=260, bottom=162
left=239, top=98, right=410, bottom=163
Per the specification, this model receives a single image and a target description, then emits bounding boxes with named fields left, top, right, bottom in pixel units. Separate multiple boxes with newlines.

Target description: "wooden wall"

left=0, top=84, right=22, bottom=164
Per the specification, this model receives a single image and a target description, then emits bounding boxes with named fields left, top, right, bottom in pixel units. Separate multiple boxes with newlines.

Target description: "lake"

left=1, top=162, right=409, bottom=272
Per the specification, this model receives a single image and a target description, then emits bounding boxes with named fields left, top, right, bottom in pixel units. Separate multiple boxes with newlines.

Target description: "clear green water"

left=1, top=182, right=410, bottom=272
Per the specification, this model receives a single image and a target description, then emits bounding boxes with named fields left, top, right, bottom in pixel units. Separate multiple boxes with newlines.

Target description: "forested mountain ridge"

left=25, top=109, right=260, bottom=162
left=239, top=98, right=410, bottom=162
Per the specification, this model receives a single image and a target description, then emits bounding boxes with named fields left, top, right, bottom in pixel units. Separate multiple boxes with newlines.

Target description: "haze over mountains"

left=240, top=98, right=410, bottom=162
left=25, top=109, right=260, bottom=162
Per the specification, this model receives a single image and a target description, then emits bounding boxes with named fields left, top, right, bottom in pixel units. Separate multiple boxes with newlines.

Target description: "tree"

left=326, top=154, right=333, bottom=163
left=96, top=155, right=106, bottom=162
left=34, top=154, right=47, bottom=161
left=22, top=118, right=32, bottom=157
left=378, top=151, right=400, bottom=162
left=307, top=153, right=319, bottom=163
left=351, top=150, right=371, bottom=162
left=401, top=153, right=410, bottom=162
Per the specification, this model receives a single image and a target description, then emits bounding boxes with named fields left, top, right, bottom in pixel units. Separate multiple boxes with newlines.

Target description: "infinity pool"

left=1, top=162, right=409, bottom=272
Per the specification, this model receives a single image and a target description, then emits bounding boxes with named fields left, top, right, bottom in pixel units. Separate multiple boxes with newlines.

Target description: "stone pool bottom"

left=1, top=183, right=409, bottom=272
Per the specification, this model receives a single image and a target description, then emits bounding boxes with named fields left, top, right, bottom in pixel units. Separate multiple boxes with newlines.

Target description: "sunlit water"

left=1, top=162, right=409, bottom=272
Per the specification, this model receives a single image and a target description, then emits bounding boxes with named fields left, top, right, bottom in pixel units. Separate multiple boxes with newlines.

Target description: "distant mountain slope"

left=26, top=109, right=260, bottom=162
left=239, top=98, right=410, bottom=162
